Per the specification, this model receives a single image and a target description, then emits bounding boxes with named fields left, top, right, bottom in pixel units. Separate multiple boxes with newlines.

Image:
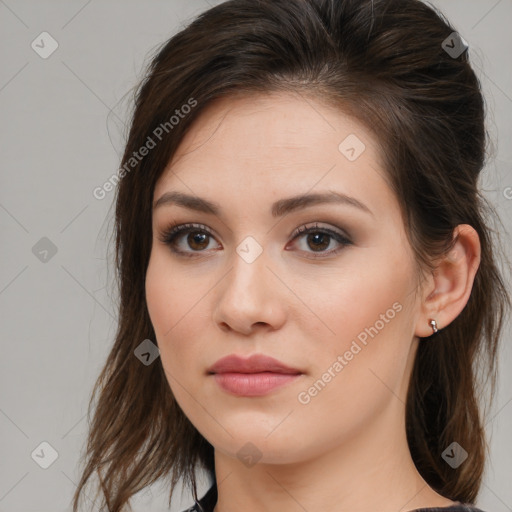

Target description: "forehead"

left=168, top=91, right=381, bottom=166
left=154, top=91, right=391, bottom=214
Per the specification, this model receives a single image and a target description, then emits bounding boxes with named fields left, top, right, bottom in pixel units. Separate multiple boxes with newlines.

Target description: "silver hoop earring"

left=429, top=319, right=438, bottom=334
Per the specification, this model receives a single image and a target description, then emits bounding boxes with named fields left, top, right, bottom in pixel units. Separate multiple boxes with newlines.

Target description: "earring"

left=429, top=319, right=438, bottom=334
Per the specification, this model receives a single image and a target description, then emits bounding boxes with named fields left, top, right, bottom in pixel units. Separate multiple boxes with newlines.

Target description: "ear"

left=415, top=224, right=481, bottom=338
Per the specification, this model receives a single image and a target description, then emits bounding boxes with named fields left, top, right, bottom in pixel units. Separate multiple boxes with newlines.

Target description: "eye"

left=158, top=221, right=352, bottom=258
left=158, top=223, right=220, bottom=257
left=288, top=222, right=352, bottom=258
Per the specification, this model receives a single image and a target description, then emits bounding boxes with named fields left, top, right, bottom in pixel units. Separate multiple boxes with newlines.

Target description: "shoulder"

left=180, top=506, right=201, bottom=512
left=178, top=501, right=208, bottom=512
left=179, top=483, right=217, bottom=512
left=413, top=504, right=489, bottom=512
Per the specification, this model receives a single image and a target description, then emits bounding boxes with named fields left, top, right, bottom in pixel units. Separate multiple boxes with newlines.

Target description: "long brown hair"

left=72, top=0, right=511, bottom=510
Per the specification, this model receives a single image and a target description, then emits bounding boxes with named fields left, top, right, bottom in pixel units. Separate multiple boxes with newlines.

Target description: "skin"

left=145, top=91, right=481, bottom=512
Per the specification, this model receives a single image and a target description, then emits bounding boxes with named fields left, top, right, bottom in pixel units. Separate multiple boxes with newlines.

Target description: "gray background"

left=0, top=1, right=511, bottom=511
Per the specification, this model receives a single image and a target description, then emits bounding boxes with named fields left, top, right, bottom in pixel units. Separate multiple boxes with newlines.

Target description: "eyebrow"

left=153, top=190, right=373, bottom=218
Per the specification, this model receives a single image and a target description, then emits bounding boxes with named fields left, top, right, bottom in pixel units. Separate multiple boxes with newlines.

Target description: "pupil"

left=308, top=233, right=329, bottom=251
left=189, top=232, right=208, bottom=250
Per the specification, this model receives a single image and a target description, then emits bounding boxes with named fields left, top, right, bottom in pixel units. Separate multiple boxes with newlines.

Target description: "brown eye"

left=305, top=232, right=331, bottom=252
left=289, top=223, right=353, bottom=259
left=186, top=231, right=210, bottom=251
left=159, top=223, right=220, bottom=256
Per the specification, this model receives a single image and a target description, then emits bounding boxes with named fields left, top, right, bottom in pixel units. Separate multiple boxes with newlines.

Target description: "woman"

left=72, top=1, right=510, bottom=511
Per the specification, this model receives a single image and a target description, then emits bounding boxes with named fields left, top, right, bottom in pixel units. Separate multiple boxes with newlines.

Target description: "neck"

left=211, top=400, right=454, bottom=512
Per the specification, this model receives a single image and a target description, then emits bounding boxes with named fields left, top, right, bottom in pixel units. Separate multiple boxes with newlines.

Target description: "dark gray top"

left=181, top=484, right=488, bottom=512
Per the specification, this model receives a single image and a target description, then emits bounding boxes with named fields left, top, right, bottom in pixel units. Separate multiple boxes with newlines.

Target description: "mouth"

left=207, top=353, right=303, bottom=397
left=210, top=371, right=302, bottom=397
left=207, top=353, right=303, bottom=375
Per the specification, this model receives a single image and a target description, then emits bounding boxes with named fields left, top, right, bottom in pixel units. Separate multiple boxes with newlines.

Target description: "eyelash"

left=158, top=222, right=353, bottom=259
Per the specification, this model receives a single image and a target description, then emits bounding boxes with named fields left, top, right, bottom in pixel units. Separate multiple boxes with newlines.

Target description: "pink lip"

left=207, top=354, right=303, bottom=397
left=208, top=353, right=302, bottom=374
left=212, top=372, right=301, bottom=396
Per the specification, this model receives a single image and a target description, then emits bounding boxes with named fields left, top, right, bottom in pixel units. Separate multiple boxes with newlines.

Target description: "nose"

left=212, top=247, right=287, bottom=336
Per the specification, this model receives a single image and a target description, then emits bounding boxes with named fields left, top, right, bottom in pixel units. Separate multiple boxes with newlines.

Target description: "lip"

left=208, top=354, right=303, bottom=397
left=207, top=353, right=302, bottom=375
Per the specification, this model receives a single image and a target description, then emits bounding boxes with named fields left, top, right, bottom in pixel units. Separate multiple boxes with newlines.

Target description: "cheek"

left=303, top=249, right=416, bottom=395
left=295, top=277, right=414, bottom=435
left=145, top=253, right=174, bottom=336
left=308, top=253, right=412, bottom=343
left=145, top=251, right=209, bottom=381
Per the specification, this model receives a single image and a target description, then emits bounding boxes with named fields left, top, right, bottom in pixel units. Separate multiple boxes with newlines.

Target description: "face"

left=145, top=91, right=423, bottom=464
